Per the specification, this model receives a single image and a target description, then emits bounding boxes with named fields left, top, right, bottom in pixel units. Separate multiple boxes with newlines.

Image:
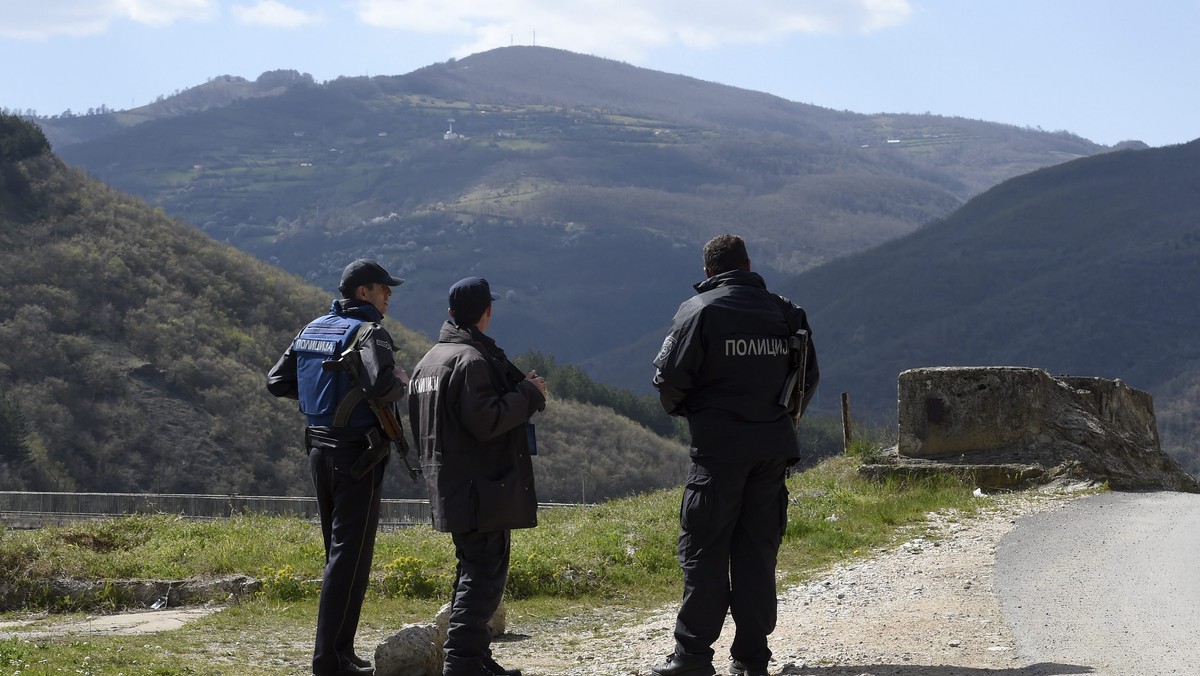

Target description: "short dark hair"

left=703, top=234, right=749, bottom=275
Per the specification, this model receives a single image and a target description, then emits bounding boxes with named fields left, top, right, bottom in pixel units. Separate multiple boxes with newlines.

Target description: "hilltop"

left=594, top=139, right=1200, bottom=473
left=784, top=139, right=1200, bottom=471
left=0, top=113, right=690, bottom=500
left=34, top=46, right=1105, bottom=371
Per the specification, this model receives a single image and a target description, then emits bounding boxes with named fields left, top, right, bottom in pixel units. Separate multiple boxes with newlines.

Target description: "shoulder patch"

left=654, top=335, right=677, bottom=366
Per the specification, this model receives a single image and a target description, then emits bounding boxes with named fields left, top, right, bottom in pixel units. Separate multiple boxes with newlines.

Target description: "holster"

left=349, top=427, right=390, bottom=480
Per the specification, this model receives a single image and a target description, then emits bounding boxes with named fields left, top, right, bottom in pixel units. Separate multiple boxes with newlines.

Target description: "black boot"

left=729, top=659, right=768, bottom=676
left=484, top=654, right=522, bottom=676
left=651, top=653, right=716, bottom=676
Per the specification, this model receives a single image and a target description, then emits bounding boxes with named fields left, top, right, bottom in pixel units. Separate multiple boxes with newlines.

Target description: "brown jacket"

left=408, top=321, right=544, bottom=532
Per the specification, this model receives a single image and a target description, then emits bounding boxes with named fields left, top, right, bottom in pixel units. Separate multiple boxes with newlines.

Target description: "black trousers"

left=674, top=456, right=790, bottom=669
left=444, top=529, right=511, bottom=676
left=308, top=432, right=386, bottom=675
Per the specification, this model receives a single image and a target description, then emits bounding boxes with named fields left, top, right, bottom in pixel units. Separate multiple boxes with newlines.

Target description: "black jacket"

left=652, top=270, right=819, bottom=461
left=408, top=321, right=545, bottom=533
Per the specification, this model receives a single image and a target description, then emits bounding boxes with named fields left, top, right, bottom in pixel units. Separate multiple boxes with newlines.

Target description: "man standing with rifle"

left=650, top=235, right=819, bottom=676
left=408, top=277, right=547, bottom=676
left=268, top=259, right=411, bottom=676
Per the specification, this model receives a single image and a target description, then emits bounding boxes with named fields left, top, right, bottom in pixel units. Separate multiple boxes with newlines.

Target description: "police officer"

left=408, top=277, right=546, bottom=676
left=650, top=235, right=819, bottom=676
left=267, top=259, right=408, bottom=676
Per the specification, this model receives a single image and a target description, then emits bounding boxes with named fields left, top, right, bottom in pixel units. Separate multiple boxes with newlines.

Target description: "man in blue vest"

left=268, top=259, right=408, bottom=676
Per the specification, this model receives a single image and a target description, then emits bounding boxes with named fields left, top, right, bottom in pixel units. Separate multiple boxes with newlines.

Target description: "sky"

left=1, top=0, right=1197, bottom=148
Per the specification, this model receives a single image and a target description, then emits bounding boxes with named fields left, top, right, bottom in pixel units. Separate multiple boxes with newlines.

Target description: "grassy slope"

left=0, top=456, right=987, bottom=673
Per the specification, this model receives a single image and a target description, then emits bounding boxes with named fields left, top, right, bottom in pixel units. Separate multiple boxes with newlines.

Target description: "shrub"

left=378, top=556, right=449, bottom=599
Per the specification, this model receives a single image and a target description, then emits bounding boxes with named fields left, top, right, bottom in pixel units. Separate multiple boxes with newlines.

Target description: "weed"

left=257, top=565, right=319, bottom=602
left=378, top=556, right=448, bottom=599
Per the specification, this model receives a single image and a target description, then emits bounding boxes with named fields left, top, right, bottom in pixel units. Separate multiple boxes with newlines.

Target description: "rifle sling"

left=329, top=322, right=378, bottom=428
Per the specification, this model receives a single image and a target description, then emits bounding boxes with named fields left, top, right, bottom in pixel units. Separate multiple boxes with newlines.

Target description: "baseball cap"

left=448, top=277, right=500, bottom=326
left=338, top=259, right=404, bottom=294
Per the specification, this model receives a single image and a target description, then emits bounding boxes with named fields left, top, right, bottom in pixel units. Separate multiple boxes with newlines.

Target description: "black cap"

left=339, top=259, right=404, bottom=295
left=448, top=277, right=500, bottom=326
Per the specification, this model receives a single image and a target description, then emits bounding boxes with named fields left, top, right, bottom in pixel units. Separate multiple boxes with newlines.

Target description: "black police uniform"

left=268, top=297, right=405, bottom=675
left=652, top=269, right=819, bottom=673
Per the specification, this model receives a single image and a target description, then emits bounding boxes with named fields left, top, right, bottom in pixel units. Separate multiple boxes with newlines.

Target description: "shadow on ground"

left=775, top=663, right=1094, bottom=676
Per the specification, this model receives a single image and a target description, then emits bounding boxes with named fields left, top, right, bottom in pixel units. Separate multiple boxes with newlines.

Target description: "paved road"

left=995, top=491, right=1200, bottom=675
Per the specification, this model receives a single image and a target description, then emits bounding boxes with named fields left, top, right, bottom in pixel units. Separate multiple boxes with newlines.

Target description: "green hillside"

left=39, top=46, right=1105, bottom=372
left=0, top=113, right=690, bottom=501
left=774, top=140, right=1200, bottom=470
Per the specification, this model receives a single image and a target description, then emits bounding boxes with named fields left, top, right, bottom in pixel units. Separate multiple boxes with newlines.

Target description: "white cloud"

left=0, top=0, right=216, bottom=40
left=117, top=0, right=216, bottom=26
left=353, top=0, right=912, bottom=60
left=231, top=0, right=320, bottom=28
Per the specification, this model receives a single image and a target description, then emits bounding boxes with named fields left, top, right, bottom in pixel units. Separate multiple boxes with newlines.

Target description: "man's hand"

left=526, top=369, right=547, bottom=397
left=394, top=366, right=411, bottom=386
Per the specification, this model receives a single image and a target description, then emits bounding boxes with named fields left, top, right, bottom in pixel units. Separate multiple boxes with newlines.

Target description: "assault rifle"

left=772, top=294, right=812, bottom=427
left=322, top=325, right=421, bottom=483
left=778, top=328, right=811, bottom=425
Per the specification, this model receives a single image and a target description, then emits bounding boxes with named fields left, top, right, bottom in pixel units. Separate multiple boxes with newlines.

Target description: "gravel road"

left=492, top=488, right=1097, bottom=675
left=996, top=490, right=1200, bottom=676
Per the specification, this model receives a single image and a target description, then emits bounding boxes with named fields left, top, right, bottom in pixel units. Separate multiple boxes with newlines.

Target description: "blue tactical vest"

left=294, top=313, right=375, bottom=428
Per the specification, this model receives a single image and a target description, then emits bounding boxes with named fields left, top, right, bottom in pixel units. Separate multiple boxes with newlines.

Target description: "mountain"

left=769, top=140, right=1200, bottom=471
left=27, top=70, right=314, bottom=148
left=38, top=46, right=1106, bottom=376
left=0, top=113, right=689, bottom=501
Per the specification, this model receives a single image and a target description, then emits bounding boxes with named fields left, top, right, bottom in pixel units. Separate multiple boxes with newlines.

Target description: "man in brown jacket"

left=408, top=277, right=547, bottom=676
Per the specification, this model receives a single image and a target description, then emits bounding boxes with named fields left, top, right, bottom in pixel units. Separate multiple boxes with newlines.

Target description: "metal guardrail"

left=0, top=491, right=431, bottom=530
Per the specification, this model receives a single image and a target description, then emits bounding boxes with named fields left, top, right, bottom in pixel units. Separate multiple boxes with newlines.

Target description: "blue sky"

left=1, top=0, right=1197, bottom=148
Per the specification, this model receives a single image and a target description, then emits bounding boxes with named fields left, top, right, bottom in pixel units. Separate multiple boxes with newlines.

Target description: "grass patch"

left=0, top=455, right=987, bottom=673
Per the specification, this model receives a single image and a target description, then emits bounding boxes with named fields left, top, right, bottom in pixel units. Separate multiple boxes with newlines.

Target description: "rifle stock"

left=321, top=325, right=422, bottom=483
left=369, top=400, right=421, bottom=483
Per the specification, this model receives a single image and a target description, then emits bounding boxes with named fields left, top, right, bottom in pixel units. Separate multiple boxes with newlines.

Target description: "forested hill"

left=0, top=114, right=689, bottom=501
left=777, top=139, right=1200, bottom=471
left=35, top=46, right=1107, bottom=382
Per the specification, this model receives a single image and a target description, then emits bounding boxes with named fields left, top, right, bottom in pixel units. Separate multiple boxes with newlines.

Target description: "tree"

left=0, top=392, right=29, bottom=465
left=0, top=113, right=51, bottom=161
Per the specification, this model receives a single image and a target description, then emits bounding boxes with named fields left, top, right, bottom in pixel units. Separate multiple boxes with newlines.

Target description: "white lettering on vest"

left=294, top=338, right=337, bottom=354
left=724, top=337, right=787, bottom=357
left=410, top=375, right=439, bottom=394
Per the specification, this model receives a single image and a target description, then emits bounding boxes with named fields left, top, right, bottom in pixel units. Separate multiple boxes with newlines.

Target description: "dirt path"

left=0, top=607, right=221, bottom=639
left=489, top=489, right=1090, bottom=676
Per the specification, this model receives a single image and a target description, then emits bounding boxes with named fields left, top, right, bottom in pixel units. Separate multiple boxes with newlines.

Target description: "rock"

left=434, top=600, right=506, bottom=637
left=0, top=575, right=260, bottom=613
left=861, top=366, right=1200, bottom=491
left=374, top=601, right=508, bottom=676
left=374, top=622, right=441, bottom=676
